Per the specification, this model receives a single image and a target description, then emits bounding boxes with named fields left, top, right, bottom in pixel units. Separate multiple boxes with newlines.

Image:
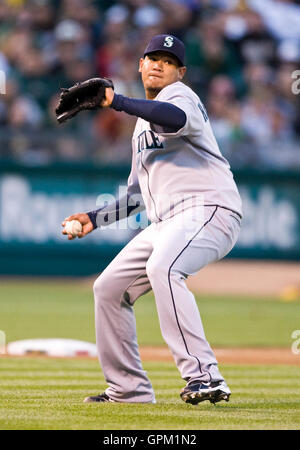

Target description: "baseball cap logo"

left=164, top=36, right=174, bottom=48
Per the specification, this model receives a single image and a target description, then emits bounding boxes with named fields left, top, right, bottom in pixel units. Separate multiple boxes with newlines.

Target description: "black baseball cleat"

left=83, top=392, right=115, bottom=403
left=180, top=380, right=231, bottom=405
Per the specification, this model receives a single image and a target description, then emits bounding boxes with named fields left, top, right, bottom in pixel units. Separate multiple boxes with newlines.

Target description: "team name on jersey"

left=137, top=130, right=164, bottom=153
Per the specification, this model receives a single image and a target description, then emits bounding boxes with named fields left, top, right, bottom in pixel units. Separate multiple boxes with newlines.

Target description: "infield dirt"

left=2, top=346, right=299, bottom=365
left=186, top=260, right=300, bottom=297
left=140, top=346, right=300, bottom=365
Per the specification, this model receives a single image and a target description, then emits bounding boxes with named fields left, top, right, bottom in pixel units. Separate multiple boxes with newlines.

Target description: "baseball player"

left=60, top=35, right=242, bottom=405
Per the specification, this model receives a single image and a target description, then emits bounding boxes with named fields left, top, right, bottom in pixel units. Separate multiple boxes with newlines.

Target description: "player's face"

left=139, top=52, right=186, bottom=99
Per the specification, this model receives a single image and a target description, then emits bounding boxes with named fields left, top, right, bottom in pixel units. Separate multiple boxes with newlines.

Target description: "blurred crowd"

left=0, top=0, right=300, bottom=169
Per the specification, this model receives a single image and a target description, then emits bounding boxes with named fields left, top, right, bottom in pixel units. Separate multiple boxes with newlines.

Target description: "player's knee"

left=94, top=271, right=126, bottom=305
left=93, top=274, right=111, bottom=303
left=146, top=258, right=168, bottom=283
left=93, top=276, right=102, bottom=299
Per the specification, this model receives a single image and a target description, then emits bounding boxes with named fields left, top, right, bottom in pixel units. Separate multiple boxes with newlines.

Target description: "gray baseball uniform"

left=92, top=81, right=242, bottom=403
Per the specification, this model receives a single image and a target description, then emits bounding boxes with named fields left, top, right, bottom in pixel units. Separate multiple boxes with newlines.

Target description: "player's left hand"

left=62, top=213, right=93, bottom=240
left=55, top=77, right=114, bottom=124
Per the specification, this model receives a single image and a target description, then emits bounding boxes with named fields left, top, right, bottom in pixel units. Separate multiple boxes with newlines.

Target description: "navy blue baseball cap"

left=143, top=34, right=186, bottom=67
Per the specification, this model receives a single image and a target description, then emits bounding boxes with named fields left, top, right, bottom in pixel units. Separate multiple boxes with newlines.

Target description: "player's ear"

left=178, top=66, right=186, bottom=80
left=138, top=58, right=144, bottom=73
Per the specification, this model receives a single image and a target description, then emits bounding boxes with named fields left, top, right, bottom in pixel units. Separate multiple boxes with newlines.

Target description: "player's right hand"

left=62, top=213, right=93, bottom=240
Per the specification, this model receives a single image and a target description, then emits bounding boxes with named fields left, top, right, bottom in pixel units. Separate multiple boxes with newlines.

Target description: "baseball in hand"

left=64, top=220, right=82, bottom=237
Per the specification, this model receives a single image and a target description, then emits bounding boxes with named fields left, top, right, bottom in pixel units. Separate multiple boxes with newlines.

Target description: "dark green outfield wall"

left=0, top=162, right=299, bottom=275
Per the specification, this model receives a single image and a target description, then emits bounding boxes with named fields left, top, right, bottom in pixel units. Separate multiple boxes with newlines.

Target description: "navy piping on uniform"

left=229, top=214, right=241, bottom=226
left=204, top=204, right=242, bottom=219
left=140, top=152, right=162, bottom=222
left=167, top=205, right=218, bottom=382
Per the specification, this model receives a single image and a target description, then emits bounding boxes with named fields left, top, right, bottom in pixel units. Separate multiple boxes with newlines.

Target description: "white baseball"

left=64, top=220, right=82, bottom=237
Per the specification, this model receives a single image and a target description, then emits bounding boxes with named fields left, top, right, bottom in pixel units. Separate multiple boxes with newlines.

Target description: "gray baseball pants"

left=93, top=205, right=241, bottom=403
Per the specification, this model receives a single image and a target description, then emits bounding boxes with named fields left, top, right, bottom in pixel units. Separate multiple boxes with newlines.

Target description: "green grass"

left=1, top=280, right=300, bottom=347
left=0, top=358, right=299, bottom=430
left=1, top=280, right=299, bottom=430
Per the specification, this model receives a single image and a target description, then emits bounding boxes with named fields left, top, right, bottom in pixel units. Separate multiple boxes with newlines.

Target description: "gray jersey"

left=128, top=81, right=242, bottom=223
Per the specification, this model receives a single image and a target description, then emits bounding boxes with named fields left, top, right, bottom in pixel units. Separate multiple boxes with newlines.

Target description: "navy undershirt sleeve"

left=111, top=94, right=186, bottom=132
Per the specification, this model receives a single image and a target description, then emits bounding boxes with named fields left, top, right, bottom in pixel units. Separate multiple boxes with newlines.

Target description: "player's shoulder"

left=156, top=81, right=198, bottom=102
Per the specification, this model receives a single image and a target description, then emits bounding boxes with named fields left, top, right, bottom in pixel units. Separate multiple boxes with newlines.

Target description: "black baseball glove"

left=55, top=77, right=114, bottom=124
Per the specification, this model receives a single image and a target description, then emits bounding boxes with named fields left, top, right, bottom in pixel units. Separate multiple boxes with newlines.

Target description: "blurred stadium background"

left=1, top=1, right=300, bottom=432
left=0, top=0, right=300, bottom=289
